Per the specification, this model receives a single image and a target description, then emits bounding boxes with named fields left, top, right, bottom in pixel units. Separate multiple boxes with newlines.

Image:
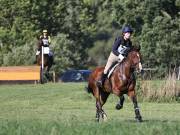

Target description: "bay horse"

left=87, top=46, right=143, bottom=122
left=36, top=39, right=53, bottom=81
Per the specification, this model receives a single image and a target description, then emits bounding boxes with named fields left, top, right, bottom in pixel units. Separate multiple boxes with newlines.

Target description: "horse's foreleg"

left=47, top=64, right=52, bottom=72
left=96, top=99, right=102, bottom=122
left=45, top=64, right=52, bottom=81
left=44, top=67, right=50, bottom=80
left=128, top=90, right=142, bottom=122
left=116, top=95, right=125, bottom=110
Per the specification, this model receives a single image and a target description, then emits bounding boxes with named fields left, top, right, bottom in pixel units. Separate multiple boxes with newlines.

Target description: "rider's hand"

left=118, top=54, right=124, bottom=61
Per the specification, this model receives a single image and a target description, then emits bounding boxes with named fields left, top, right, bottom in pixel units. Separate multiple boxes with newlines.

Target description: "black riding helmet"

left=122, top=26, right=133, bottom=33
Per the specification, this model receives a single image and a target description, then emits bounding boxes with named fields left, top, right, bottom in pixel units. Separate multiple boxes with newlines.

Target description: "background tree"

left=0, top=0, right=179, bottom=77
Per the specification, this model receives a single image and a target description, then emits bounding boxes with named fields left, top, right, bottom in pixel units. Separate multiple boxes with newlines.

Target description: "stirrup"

left=97, top=80, right=103, bottom=87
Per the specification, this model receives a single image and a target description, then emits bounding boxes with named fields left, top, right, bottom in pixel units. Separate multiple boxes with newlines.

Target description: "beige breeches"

left=103, top=52, right=119, bottom=74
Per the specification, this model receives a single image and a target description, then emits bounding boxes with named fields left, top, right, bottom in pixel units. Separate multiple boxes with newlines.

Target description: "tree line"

left=0, top=0, right=179, bottom=77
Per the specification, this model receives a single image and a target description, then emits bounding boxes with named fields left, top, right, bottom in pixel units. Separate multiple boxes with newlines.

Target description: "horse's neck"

left=119, top=59, right=132, bottom=78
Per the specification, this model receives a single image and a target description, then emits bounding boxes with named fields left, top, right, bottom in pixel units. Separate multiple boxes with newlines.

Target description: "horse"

left=86, top=46, right=143, bottom=122
left=36, top=39, right=53, bottom=81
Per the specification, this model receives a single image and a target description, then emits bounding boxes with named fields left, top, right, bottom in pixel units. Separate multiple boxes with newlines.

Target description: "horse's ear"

left=131, top=38, right=141, bottom=51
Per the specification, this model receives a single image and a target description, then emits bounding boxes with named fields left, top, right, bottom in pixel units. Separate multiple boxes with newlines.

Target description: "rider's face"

left=123, top=32, right=131, bottom=40
left=43, top=32, right=47, bottom=36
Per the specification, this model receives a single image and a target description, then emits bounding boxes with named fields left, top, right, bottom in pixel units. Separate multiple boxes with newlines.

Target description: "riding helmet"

left=122, top=26, right=133, bottom=33
left=43, top=29, right=48, bottom=33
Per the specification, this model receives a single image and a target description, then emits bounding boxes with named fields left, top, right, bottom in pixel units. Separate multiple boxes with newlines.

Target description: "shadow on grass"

left=123, top=119, right=180, bottom=123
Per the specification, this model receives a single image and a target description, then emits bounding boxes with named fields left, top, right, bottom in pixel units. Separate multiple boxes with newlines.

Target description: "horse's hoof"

left=115, top=104, right=123, bottom=110
left=102, top=113, right=108, bottom=122
left=136, top=119, right=143, bottom=122
left=135, top=117, right=143, bottom=122
left=95, top=118, right=99, bottom=122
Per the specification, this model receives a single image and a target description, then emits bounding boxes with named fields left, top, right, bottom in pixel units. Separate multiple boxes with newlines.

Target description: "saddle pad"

left=107, top=63, right=119, bottom=78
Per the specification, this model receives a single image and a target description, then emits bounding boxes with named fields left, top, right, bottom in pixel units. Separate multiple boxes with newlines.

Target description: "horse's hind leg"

left=116, top=95, right=125, bottom=110
left=100, top=90, right=109, bottom=121
left=128, top=90, right=142, bottom=122
left=96, top=89, right=109, bottom=122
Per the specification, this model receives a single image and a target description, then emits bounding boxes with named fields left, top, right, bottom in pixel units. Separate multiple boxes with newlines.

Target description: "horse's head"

left=127, top=46, right=143, bottom=73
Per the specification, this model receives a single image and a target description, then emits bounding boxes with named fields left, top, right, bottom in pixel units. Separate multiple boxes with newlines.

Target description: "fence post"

left=178, top=66, right=180, bottom=80
left=41, top=46, right=44, bottom=70
left=53, top=71, right=56, bottom=83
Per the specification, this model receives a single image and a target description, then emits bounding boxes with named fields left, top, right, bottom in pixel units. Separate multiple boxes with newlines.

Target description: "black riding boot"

left=97, top=73, right=107, bottom=87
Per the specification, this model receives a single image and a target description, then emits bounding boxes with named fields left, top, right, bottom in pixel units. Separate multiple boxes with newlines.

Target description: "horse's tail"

left=84, top=84, right=93, bottom=94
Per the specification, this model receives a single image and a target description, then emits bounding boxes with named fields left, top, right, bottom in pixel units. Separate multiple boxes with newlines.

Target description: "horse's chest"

left=119, top=80, right=129, bottom=93
left=111, top=75, right=132, bottom=95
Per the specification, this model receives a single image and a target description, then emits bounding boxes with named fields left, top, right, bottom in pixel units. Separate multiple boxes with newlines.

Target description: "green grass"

left=0, top=83, right=179, bottom=135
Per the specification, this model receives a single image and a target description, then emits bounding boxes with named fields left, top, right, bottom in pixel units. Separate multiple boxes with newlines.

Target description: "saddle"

left=107, top=62, right=119, bottom=78
left=106, top=61, right=136, bottom=89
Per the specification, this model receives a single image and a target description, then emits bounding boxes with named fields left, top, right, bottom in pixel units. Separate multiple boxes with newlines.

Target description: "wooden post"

left=53, top=71, right=56, bottom=83
left=40, top=45, right=44, bottom=84
left=41, top=46, right=44, bottom=70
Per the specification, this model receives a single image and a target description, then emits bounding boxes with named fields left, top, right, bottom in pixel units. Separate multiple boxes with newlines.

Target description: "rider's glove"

left=118, top=54, right=125, bottom=61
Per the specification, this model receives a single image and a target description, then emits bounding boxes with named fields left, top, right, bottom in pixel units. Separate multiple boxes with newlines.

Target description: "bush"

left=136, top=73, right=180, bottom=102
left=2, top=41, right=36, bottom=66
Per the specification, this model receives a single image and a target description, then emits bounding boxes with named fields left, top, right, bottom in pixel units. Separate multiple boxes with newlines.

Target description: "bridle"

left=130, top=51, right=142, bottom=73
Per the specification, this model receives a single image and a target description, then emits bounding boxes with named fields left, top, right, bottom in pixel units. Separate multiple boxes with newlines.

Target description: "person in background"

left=35, top=29, right=55, bottom=64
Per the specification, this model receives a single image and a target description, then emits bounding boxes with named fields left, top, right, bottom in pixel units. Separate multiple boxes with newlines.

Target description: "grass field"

left=0, top=83, right=179, bottom=135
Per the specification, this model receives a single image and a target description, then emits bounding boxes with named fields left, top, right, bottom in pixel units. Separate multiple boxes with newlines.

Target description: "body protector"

left=36, top=36, right=52, bottom=56
left=117, top=44, right=131, bottom=56
left=42, top=38, right=49, bottom=46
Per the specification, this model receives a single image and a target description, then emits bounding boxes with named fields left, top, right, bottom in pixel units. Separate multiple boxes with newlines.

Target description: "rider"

left=97, top=25, right=133, bottom=87
left=35, top=29, right=55, bottom=64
